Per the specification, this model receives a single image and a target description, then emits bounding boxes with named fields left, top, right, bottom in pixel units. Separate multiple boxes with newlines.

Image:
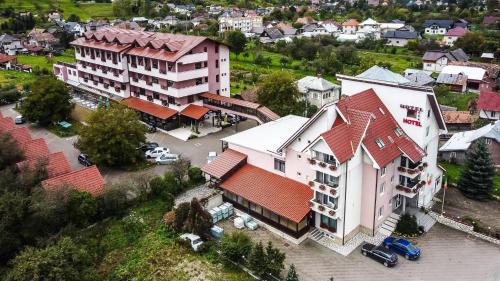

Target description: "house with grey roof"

left=422, top=48, right=468, bottom=72
left=297, top=75, right=340, bottom=107
left=0, top=34, right=24, bottom=55
left=356, top=65, right=412, bottom=84
left=259, top=28, right=283, bottom=43
left=383, top=30, right=419, bottom=47
left=405, top=71, right=435, bottom=87
left=423, top=19, right=454, bottom=35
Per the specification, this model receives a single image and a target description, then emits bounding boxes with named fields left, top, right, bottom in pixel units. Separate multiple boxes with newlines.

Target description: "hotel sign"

left=401, top=104, right=422, bottom=127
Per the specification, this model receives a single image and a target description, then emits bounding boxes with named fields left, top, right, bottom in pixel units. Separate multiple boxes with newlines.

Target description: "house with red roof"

left=443, top=27, right=468, bottom=47
left=477, top=90, right=500, bottom=121
left=202, top=69, right=445, bottom=250
left=41, top=165, right=105, bottom=196
left=342, top=19, right=359, bottom=35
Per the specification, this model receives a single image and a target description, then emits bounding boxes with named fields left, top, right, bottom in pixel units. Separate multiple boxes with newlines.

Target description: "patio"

left=167, top=119, right=222, bottom=141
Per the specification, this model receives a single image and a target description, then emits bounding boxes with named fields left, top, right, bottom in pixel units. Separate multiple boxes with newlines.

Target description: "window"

left=391, top=175, right=394, bottom=183
left=427, top=110, right=431, bottom=118
left=394, top=128, right=403, bottom=137
left=379, top=107, right=385, bottom=115
left=187, top=95, right=194, bottom=103
left=215, top=60, right=219, bottom=68
left=153, top=92, right=160, bottom=100
left=485, top=138, right=492, bottom=145
left=274, top=158, right=285, bottom=172
left=380, top=167, right=386, bottom=176
left=316, top=171, right=338, bottom=187
left=426, top=126, right=430, bottom=137
left=375, top=138, right=385, bottom=149
left=203, top=47, right=207, bottom=52
left=215, top=46, right=219, bottom=53
left=379, top=182, right=385, bottom=195
left=216, top=74, right=219, bottom=82
left=492, top=111, right=496, bottom=117
left=406, top=108, right=417, bottom=118
left=378, top=206, right=384, bottom=219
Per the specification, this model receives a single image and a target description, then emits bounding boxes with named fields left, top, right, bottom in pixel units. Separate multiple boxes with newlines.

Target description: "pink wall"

left=203, top=40, right=221, bottom=93
left=284, top=148, right=315, bottom=185
left=375, top=160, right=398, bottom=229
left=227, top=144, right=278, bottom=174
left=360, top=162, right=377, bottom=231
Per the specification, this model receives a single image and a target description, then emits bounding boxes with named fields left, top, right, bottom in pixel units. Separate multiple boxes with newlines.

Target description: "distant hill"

left=0, top=0, right=114, bottom=20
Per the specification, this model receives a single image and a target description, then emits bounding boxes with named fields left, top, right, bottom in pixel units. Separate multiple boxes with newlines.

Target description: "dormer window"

left=394, top=128, right=403, bottom=137
left=375, top=138, right=385, bottom=149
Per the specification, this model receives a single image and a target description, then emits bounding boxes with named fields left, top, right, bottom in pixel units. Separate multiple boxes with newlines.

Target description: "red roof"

left=0, top=54, right=16, bottom=63
left=41, top=165, right=105, bottom=196
left=202, top=149, right=247, bottom=180
left=17, top=152, right=72, bottom=178
left=8, top=127, right=32, bottom=145
left=342, top=19, right=359, bottom=26
left=200, top=92, right=261, bottom=109
left=0, top=117, right=15, bottom=132
left=445, top=27, right=467, bottom=37
left=477, top=90, right=500, bottom=112
left=180, top=104, right=210, bottom=120
left=220, top=164, right=313, bottom=223
left=122, top=97, right=177, bottom=119
left=22, top=138, right=50, bottom=160
left=257, top=106, right=280, bottom=121
left=333, top=89, right=425, bottom=166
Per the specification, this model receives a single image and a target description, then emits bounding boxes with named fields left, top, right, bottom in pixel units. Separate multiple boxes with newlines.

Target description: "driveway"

left=220, top=221, right=500, bottom=281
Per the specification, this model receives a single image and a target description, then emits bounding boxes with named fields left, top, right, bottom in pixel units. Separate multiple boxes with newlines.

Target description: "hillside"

left=0, top=0, right=113, bottom=20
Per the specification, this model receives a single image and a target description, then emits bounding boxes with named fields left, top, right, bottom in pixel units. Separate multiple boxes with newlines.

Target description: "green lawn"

left=358, top=51, right=421, bottom=73
left=435, top=91, right=478, bottom=111
left=0, top=0, right=113, bottom=20
left=0, top=70, right=37, bottom=86
left=17, top=49, right=75, bottom=72
left=440, top=161, right=500, bottom=196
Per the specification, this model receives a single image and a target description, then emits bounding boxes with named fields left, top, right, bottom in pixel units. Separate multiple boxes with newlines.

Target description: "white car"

left=145, top=147, right=169, bottom=159
left=207, top=151, right=217, bottom=163
left=180, top=233, right=203, bottom=251
left=155, top=153, right=179, bottom=165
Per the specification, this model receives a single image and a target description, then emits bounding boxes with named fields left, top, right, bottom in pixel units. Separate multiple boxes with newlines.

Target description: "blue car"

left=383, top=237, right=421, bottom=260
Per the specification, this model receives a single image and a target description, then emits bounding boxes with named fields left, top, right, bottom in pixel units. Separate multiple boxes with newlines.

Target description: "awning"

left=180, top=104, right=210, bottom=120
left=202, top=149, right=247, bottom=181
left=122, top=97, right=177, bottom=120
left=220, top=163, right=313, bottom=223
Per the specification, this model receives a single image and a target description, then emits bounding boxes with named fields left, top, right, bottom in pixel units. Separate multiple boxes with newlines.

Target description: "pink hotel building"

left=203, top=72, right=447, bottom=245
left=54, top=28, right=232, bottom=129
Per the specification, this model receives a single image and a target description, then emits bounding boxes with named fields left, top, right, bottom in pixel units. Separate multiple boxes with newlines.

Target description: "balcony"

left=309, top=199, right=338, bottom=219
left=129, top=79, right=166, bottom=94
left=308, top=158, right=339, bottom=174
left=130, top=64, right=208, bottom=82
left=167, top=83, right=209, bottom=98
left=177, top=52, right=208, bottom=65
left=308, top=181, right=339, bottom=198
left=79, top=78, right=126, bottom=98
left=77, top=64, right=128, bottom=83
left=395, top=179, right=426, bottom=198
left=76, top=53, right=122, bottom=69
left=397, top=162, right=427, bottom=178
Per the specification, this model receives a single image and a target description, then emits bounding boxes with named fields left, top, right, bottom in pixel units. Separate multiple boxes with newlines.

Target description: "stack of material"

left=234, top=217, right=245, bottom=229
left=211, top=225, right=224, bottom=239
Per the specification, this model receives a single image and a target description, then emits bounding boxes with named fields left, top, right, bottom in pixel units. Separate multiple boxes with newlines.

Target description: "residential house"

left=405, top=71, right=435, bottom=87
left=380, top=21, right=406, bottom=34
left=47, top=11, right=61, bottom=22
left=359, top=18, right=380, bottom=30
left=259, top=28, right=283, bottom=44
left=439, top=121, right=500, bottom=167
left=296, top=16, right=317, bottom=26
left=219, top=14, right=263, bottom=33
left=448, top=61, right=500, bottom=90
left=301, top=24, right=329, bottom=37
left=436, top=72, right=467, bottom=92
left=320, top=20, right=340, bottom=34
left=63, top=22, right=85, bottom=36
left=443, top=27, right=467, bottom=47
left=442, top=111, right=476, bottom=135
left=203, top=68, right=446, bottom=246
left=423, top=20, right=454, bottom=35
left=454, top=19, right=469, bottom=29
left=477, top=90, right=500, bottom=121
left=0, top=54, right=16, bottom=70
left=297, top=75, right=341, bottom=108
left=85, top=20, right=110, bottom=32
left=482, top=16, right=500, bottom=26
left=0, top=34, right=24, bottom=55
left=174, top=5, right=195, bottom=15
left=383, top=30, right=419, bottom=47
left=422, top=49, right=469, bottom=72
left=342, top=19, right=359, bottom=35
left=440, top=65, right=486, bottom=91
left=27, top=28, right=60, bottom=50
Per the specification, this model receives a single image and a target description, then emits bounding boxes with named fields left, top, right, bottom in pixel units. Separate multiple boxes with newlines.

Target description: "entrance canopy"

left=122, top=97, right=177, bottom=120
left=180, top=104, right=210, bottom=120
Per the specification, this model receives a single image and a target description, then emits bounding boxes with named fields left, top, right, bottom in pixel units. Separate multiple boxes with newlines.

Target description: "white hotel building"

left=203, top=67, right=447, bottom=246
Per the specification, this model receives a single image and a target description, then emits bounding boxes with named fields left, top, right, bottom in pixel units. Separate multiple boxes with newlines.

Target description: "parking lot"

left=220, top=220, right=500, bottom=281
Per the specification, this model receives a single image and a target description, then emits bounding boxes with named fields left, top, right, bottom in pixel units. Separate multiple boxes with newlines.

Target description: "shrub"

left=164, top=171, right=183, bottom=196
left=188, top=167, right=205, bottom=185
left=220, top=231, right=252, bottom=266
left=395, top=214, right=419, bottom=235
left=173, top=202, right=191, bottom=231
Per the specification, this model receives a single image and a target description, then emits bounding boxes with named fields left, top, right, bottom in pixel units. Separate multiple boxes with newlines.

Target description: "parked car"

left=78, top=154, right=92, bottom=167
left=207, top=151, right=217, bottom=163
left=179, top=233, right=203, bottom=251
left=144, top=123, right=157, bottom=133
left=15, top=115, right=25, bottom=124
left=361, top=243, right=398, bottom=267
left=145, top=147, right=170, bottom=158
left=155, top=153, right=179, bottom=165
left=138, top=142, right=159, bottom=152
left=383, top=237, right=421, bottom=260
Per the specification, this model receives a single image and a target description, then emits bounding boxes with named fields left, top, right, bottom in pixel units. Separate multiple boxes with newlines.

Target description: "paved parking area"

left=220, top=220, right=500, bottom=281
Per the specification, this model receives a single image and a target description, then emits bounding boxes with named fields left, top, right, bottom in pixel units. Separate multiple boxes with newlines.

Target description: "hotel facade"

left=203, top=73, right=447, bottom=245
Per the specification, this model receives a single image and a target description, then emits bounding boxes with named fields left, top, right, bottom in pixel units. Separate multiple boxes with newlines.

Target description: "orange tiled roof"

left=342, top=19, right=359, bottom=26
left=8, top=127, right=32, bottom=145
left=0, top=117, right=15, bottom=132
left=17, top=152, right=72, bottom=178
left=41, top=165, right=105, bottom=196
left=200, top=92, right=261, bottom=109
left=202, top=149, right=247, bottom=180
left=180, top=104, right=210, bottom=120
left=220, top=164, right=312, bottom=223
left=442, top=111, right=476, bottom=124
left=22, top=138, right=50, bottom=160
left=122, top=97, right=177, bottom=120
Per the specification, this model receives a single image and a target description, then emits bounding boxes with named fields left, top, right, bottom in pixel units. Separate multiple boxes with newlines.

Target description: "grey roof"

left=436, top=72, right=466, bottom=85
left=281, top=28, right=297, bottom=36
left=261, top=28, right=283, bottom=40
left=450, top=49, right=469, bottom=61
left=63, top=22, right=78, bottom=31
left=356, top=65, right=410, bottom=84
left=423, top=19, right=454, bottom=28
left=297, top=76, right=340, bottom=92
left=251, top=26, right=265, bottom=34
left=383, top=30, right=418, bottom=39
left=0, top=34, right=16, bottom=43
left=440, top=121, right=500, bottom=152
left=406, top=71, right=435, bottom=86
left=422, top=48, right=469, bottom=62
left=392, top=19, right=406, bottom=24
left=302, top=24, right=318, bottom=32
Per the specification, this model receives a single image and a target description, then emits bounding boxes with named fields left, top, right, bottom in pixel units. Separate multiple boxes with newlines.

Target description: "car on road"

left=145, top=147, right=170, bottom=159
left=15, top=115, right=25, bottom=124
left=383, top=237, right=421, bottom=260
left=207, top=151, right=217, bottom=163
left=138, top=142, right=159, bottom=152
left=78, top=154, right=92, bottom=167
left=180, top=233, right=204, bottom=251
left=361, top=243, right=398, bottom=267
left=155, top=153, right=179, bottom=165
left=144, top=123, right=157, bottom=133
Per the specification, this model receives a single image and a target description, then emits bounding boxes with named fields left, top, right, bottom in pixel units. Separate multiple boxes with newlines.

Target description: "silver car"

left=155, top=153, right=179, bottom=165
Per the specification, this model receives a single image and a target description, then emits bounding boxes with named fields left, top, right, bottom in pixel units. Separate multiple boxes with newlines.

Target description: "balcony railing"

left=396, top=180, right=425, bottom=194
left=308, top=181, right=339, bottom=197
left=308, top=158, right=338, bottom=172
left=309, top=199, right=338, bottom=219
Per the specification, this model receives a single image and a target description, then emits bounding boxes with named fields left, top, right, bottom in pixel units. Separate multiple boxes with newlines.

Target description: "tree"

left=455, top=32, right=486, bottom=56
left=170, top=157, right=191, bottom=184
left=6, top=237, right=97, bottom=281
left=20, top=77, right=73, bottom=126
left=0, top=192, right=28, bottom=260
left=248, top=241, right=266, bottom=277
left=68, top=190, right=97, bottom=227
left=256, top=72, right=301, bottom=116
left=458, top=140, right=495, bottom=200
left=220, top=231, right=252, bottom=266
left=188, top=166, right=205, bottom=185
left=225, top=30, right=247, bottom=57
left=67, top=14, right=80, bottom=22
left=184, top=198, right=212, bottom=239
left=173, top=202, right=191, bottom=231
left=433, top=84, right=449, bottom=97
left=0, top=133, right=23, bottom=170
left=76, top=104, right=146, bottom=167
left=284, top=264, right=300, bottom=281
left=0, top=84, right=20, bottom=105
left=265, top=241, right=286, bottom=278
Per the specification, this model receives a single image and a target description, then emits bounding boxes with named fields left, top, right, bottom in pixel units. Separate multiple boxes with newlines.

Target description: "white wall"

left=219, top=45, right=230, bottom=97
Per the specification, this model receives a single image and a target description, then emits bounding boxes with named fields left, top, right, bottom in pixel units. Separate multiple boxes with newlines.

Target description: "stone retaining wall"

left=428, top=211, right=500, bottom=246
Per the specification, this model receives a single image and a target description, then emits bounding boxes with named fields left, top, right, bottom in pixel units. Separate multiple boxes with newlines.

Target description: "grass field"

left=0, top=0, right=113, bottom=20
left=435, top=91, right=477, bottom=111
left=440, top=161, right=500, bottom=196
left=18, top=49, right=75, bottom=71
left=0, top=70, right=37, bottom=86
left=358, top=51, right=421, bottom=73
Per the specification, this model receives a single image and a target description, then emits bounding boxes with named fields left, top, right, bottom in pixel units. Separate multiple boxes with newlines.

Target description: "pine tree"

left=458, top=140, right=495, bottom=200
left=265, top=241, right=286, bottom=278
left=284, top=264, right=300, bottom=281
left=248, top=241, right=266, bottom=278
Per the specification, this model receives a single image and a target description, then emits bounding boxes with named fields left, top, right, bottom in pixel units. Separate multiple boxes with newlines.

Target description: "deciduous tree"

left=225, top=30, right=247, bottom=57
left=0, top=84, right=20, bottom=105
left=256, top=72, right=301, bottom=116
left=455, top=32, right=485, bottom=56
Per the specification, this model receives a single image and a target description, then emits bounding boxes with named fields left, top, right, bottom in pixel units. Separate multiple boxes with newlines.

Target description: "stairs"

left=309, top=227, right=325, bottom=242
left=379, top=213, right=401, bottom=236
left=414, top=211, right=436, bottom=232
left=309, top=228, right=337, bottom=249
